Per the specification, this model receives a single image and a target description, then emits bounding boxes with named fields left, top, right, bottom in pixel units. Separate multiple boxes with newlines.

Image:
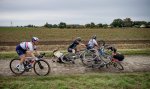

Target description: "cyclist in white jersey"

left=87, top=35, right=101, bottom=63
left=87, top=35, right=98, bottom=49
left=16, top=37, right=40, bottom=71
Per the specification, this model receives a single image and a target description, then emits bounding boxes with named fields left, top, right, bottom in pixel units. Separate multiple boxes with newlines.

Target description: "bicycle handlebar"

left=38, top=53, right=46, bottom=58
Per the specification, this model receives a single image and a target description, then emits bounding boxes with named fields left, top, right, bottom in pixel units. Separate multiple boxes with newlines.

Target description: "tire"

left=62, top=53, right=76, bottom=64
left=113, top=62, right=124, bottom=70
left=33, top=60, right=50, bottom=76
left=81, top=50, right=96, bottom=66
left=9, top=58, right=25, bottom=75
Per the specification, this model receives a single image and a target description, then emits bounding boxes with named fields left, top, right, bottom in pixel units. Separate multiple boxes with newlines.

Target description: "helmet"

left=92, top=35, right=96, bottom=39
left=32, top=37, right=39, bottom=42
left=76, top=37, right=81, bottom=42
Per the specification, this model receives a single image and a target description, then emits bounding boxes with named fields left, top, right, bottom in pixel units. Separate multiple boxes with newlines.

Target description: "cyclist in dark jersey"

left=68, top=37, right=85, bottom=53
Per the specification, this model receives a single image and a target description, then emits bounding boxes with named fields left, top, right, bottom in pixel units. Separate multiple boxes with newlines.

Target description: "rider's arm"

left=79, top=43, right=86, bottom=48
left=75, top=43, right=86, bottom=52
left=93, top=39, right=99, bottom=49
left=26, top=51, right=36, bottom=58
left=34, top=50, right=40, bottom=56
left=27, top=43, right=39, bottom=59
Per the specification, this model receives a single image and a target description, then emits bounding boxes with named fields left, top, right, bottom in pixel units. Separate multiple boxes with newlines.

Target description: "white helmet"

left=32, top=37, right=39, bottom=42
left=92, top=35, right=96, bottom=39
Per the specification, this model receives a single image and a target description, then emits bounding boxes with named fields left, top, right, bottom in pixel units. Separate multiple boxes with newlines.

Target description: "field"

left=0, top=27, right=150, bottom=50
left=0, top=27, right=150, bottom=42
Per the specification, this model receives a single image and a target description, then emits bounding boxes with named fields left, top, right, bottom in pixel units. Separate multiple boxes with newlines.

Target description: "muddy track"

left=0, top=55, right=150, bottom=76
left=0, top=40, right=150, bottom=46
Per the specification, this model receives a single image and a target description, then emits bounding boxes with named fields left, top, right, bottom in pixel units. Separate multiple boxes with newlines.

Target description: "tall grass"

left=0, top=72, right=149, bottom=89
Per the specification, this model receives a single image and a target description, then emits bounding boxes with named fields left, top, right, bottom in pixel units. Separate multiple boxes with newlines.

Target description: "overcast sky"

left=0, top=0, right=150, bottom=26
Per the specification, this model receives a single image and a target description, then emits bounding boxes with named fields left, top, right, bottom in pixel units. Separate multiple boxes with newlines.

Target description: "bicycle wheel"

left=113, top=62, right=124, bottom=70
left=81, top=50, right=96, bottom=66
left=33, top=60, right=50, bottom=76
left=9, top=58, right=25, bottom=75
left=62, top=53, right=76, bottom=64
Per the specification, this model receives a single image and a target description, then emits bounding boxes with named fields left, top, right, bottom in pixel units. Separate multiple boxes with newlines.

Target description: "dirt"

left=0, top=55, right=150, bottom=76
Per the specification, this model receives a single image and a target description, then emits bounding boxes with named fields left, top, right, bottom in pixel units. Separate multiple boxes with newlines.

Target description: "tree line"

left=27, top=18, right=150, bottom=28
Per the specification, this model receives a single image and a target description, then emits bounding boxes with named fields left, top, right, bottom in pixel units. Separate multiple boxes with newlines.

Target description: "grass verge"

left=0, top=49, right=150, bottom=59
left=0, top=72, right=150, bottom=89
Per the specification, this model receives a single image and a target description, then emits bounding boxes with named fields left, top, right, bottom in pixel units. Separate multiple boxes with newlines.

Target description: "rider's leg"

left=16, top=54, right=26, bottom=71
left=93, top=49, right=105, bottom=65
left=16, top=45, right=26, bottom=71
left=19, top=54, right=26, bottom=64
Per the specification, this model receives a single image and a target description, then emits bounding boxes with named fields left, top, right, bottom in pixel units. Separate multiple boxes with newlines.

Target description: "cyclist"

left=107, top=46, right=124, bottom=61
left=87, top=35, right=104, bottom=65
left=87, top=35, right=99, bottom=50
left=16, top=37, right=40, bottom=71
left=68, top=37, right=86, bottom=53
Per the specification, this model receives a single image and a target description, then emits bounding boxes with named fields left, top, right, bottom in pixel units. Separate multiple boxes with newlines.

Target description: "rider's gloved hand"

left=37, top=55, right=42, bottom=58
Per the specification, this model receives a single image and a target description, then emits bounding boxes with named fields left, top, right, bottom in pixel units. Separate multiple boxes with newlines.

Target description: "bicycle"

left=82, top=49, right=108, bottom=69
left=53, top=49, right=86, bottom=64
left=106, top=56, right=124, bottom=70
left=98, top=42, right=124, bottom=70
left=80, top=40, right=107, bottom=68
left=10, top=53, right=51, bottom=76
left=84, top=40, right=124, bottom=70
left=52, top=40, right=107, bottom=67
left=57, top=40, right=107, bottom=65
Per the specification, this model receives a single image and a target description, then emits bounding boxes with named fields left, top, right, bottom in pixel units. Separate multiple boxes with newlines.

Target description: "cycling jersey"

left=68, top=40, right=79, bottom=52
left=16, top=42, right=36, bottom=56
left=20, top=42, right=36, bottom=51
left=68, top=40, right=79, bottom=49
left=87, top=39, right=98, bottom=49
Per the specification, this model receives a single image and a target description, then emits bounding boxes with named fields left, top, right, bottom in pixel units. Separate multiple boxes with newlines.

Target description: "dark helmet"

left=76, top=37, right=81, bottom=42
left=92, top=35, right=96, bottom=39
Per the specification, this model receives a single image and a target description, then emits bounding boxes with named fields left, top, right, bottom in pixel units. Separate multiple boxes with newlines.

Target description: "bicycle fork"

left=37, top=61, right=44, bottom=69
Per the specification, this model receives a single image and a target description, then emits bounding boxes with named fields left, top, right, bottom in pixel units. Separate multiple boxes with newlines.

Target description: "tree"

left=147, top=22, right=150, bottom=28
left=59, top=22, right=66, bottom=29
left=111, top=19, right=123, bottom=27
left=44, top=22, right=52, bottom=28
left=123, top=18, right=133, bottom=27
left=90, top=22, right=95, bottom=28
left=85, top=22, right=96, bottom=28
left=52, top=24, right=58, bottom=28
left=97, top=23, right=103, bottom=28
left=25, top=24, right=35, bottom=27
left=133, top=21, right=147, bottom=26
left=102, top=24, right=108, bottom=28
left=85, top=24, right=91, bottom=28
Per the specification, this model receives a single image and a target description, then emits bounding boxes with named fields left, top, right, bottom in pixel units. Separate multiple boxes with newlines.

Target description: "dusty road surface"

left=0, top=55, right=150, bottom=76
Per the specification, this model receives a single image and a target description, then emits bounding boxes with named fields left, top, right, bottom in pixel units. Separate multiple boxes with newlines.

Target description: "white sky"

left=0, top=0, right=150, bottom=26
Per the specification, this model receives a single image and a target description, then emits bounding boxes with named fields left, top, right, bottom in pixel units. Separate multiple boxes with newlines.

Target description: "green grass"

left=119, top=49, right=150, bottom=55
left=0, top=49, right=150, bottom=59
left=0, top=72, right=150, bottom=89
left=0, top=27, right=150, bottom=42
